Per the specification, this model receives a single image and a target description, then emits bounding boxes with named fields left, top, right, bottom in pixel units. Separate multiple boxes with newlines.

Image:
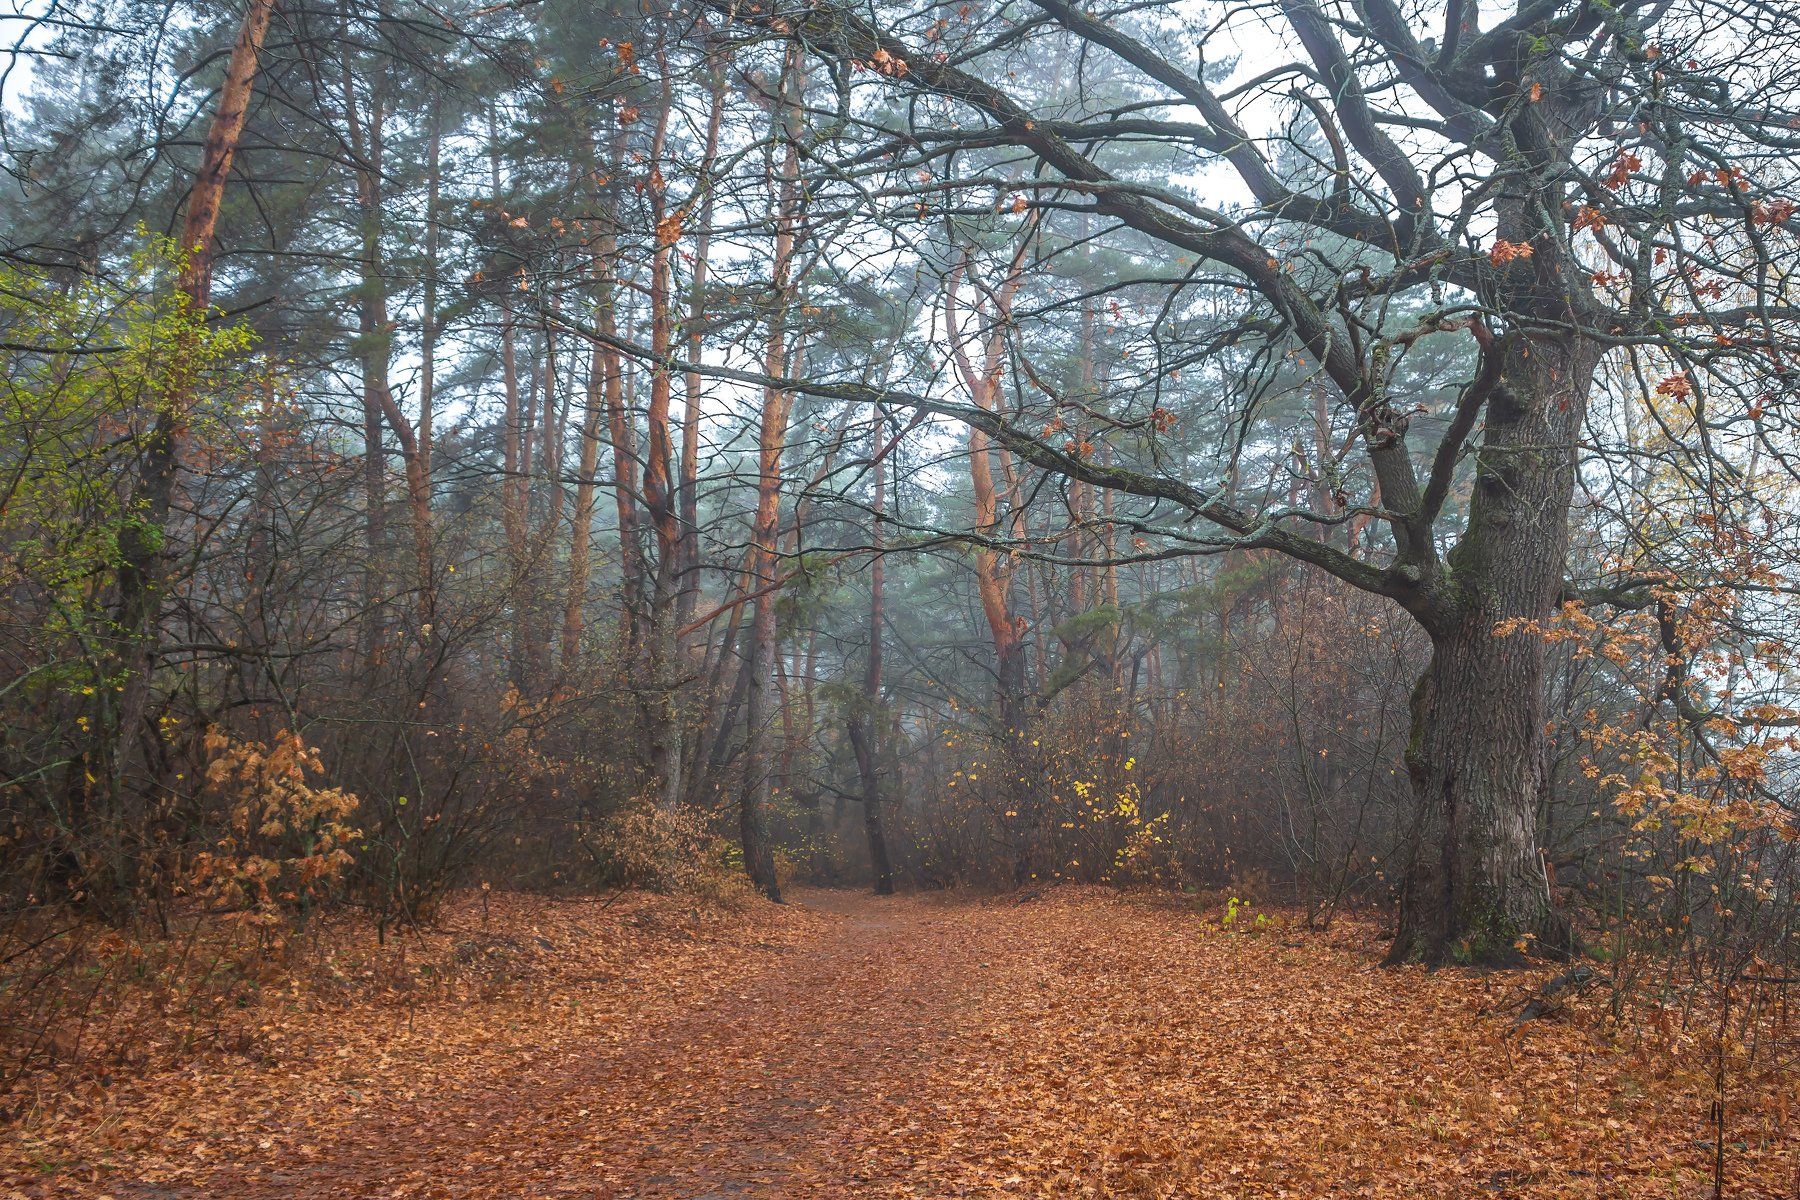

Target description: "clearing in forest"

left=3, top=888, right=1794, bottom=1198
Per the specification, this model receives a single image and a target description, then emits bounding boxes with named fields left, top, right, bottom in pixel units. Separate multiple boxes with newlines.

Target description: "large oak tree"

left=708, top=0, right=1800, bottom=962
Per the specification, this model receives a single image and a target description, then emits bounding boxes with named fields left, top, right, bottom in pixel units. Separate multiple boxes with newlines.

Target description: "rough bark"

left=171, top=0, right=277, bottom=307
left=1389, top=332, right=1596, bottom=966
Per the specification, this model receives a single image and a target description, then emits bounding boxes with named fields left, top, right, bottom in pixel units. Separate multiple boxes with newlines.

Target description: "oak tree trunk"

left=1390, top=334, right=1594, bottom=966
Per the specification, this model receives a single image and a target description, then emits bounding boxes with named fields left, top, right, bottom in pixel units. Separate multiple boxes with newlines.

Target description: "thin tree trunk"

left=487, top=109, right=534, bottom=688
left=344, top=61, right=434, bottom=639
left=563, top=123, right=630, bottom=676
left=240, top=369, right=281, bottom=713
left=660, top=45, right=730, bottom=811
left=849, top=409, right=895, bottom=894
left=339, top=60, right=401, bottom=671
left=683, top=548, right=757, bottom=807
left=419, top=97, right=440, bottom=482
left=600, top=291, right=644, bottom=644
left=676, top=45, right=729, bottom=633
left=561, top=340, right=606, bottom=675
left=643, top=69, right=684, bottom=807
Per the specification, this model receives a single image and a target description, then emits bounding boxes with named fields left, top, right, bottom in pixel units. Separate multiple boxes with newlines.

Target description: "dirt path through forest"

left=108, top=889, right=1031, bottom=1200
left=27, top=888, right=1798, bottom=1198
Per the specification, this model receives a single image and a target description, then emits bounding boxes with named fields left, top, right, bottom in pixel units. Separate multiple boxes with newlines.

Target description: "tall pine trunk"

left=106, top=0, right=277, bottom=826
left=945, top=249, right=1037, bottom=880
left=737, top=44, right=804, bottom=903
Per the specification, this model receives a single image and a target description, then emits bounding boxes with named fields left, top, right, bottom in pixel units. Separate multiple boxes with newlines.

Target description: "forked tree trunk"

left=1389, top=333, right=1594, bottom=967
left=945, top=250, right=1038, bottom=880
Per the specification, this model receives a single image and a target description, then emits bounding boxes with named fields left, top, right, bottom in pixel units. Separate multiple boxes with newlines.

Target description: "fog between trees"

left=2, top=0, right=1799, bottom=983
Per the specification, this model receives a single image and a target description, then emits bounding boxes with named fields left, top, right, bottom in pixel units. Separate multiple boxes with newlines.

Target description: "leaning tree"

left=698, top=0, right=1800, bottom=962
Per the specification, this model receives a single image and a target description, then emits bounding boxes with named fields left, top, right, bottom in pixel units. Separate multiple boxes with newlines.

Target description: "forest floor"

left=2, top=886, right=1795, bottom=1199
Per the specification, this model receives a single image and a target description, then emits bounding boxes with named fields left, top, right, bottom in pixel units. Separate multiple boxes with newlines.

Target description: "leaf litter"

left=2, top=887, right=1793, bottom=1198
